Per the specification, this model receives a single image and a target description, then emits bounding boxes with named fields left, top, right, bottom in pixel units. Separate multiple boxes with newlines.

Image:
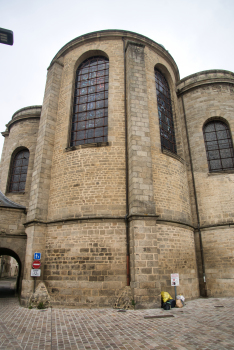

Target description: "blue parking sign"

left=34, top=252, right=41, bottom=260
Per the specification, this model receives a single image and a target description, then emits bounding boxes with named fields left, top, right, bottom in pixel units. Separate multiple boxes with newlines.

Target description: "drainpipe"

left=123, top=37, right=130, bottom=286
left=181, top=95, right=207, bottom=297
left=0, top=256, right=3, bottom=278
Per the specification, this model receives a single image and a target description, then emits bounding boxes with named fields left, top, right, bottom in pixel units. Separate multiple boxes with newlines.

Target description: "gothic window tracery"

left=71, top=56, right=109, bottom=146
left=9, top=149, right=29, bottom=192
left=155, top=68, right=177, bottom=154
left=203, top=120, right=234, bottom=172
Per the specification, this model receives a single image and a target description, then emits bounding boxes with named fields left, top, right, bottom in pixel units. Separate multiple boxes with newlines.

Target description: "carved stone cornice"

left=1, top=105, right=42, bottom=135
left=177, top=70, right=234, bottom=95
left=48, top=30, right=180, bottom=81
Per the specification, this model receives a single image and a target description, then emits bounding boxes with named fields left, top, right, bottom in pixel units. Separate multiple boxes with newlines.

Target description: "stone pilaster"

left=27, top=60, right=63, bottom=222
left=129, top=217, right=160, bottom=308
left=21, top=224, right=47, bottom=305
left=126, top=42, right=155, bottom=215
left=126, top=42, right=159, bottom=307
left=21, top=60, right=63, bottom=304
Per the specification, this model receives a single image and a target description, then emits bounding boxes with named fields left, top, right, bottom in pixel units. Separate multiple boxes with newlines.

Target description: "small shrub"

left=37, top=302, right=45, bottom=309
left=28, top=305, right=32, bottom=309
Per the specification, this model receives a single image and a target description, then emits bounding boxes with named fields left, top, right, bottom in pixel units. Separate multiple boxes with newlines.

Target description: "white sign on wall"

left=171, top=273, right=179, bottom=286
left=31, top=269, right=41, bottom=277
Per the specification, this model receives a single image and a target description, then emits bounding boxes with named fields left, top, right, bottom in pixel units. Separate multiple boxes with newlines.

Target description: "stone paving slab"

left=0, top=297, right=234, bottom=349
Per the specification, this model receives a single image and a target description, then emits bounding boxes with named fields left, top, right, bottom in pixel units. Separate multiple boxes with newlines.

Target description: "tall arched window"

left=203, top=120, right=234, bottom=172
left=155, top=68, right=176, bottom=154
left=9, top=149, right=29, bottom=192
left=71, top=56, right=109, bottom=146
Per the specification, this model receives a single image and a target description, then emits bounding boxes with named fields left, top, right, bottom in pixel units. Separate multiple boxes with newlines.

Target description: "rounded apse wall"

left=177, top=70, right=234, bottom=298
left=44, top=30, right=189, bottom=223
left=0, top=106, right=41, bottom=208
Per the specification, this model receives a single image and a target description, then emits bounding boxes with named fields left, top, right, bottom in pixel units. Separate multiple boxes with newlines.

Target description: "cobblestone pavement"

left=0, top=297, right=234, bottom=350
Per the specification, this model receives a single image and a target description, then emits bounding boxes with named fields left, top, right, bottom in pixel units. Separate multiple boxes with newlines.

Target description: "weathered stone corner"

left=114, top=286, right=135, bottom=310
left=28, top=282, right=50, bottom=308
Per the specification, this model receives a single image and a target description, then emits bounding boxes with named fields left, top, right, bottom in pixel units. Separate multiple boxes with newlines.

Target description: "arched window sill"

left=65, top=141, right=110, bottom=152
left=208, top=169, right=234, bottom=176
left=162, top=148, right=185, bottom=165
left=6, top=192, right=25, bottom=195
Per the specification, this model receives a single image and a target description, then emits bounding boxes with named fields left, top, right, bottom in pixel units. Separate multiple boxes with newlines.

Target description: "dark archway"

left=0, top=248, right=21, bottom=296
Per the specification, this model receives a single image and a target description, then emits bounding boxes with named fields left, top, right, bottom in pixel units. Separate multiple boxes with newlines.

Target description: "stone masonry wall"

left=27, top=61, right=64, bottom=222
left=177, top=76, right=234, bottom=227
left=0, top=118, right=40, bottom=208
left=21, top=224, right=47, bottom=305
left=130, top=219, right=199, bottom=308
left=201, top=226, right=234, bottom=297
left=47, top=39, right=126, bottom=221
left=126, top=42, right=155, bottom=215
left=129, top=218, right=160, bottom=308
left=2, top=31, right=234, bottom=307
left=177, top=71, right=234, bottom=296
left=44, top=220, right=126, bottom=307
left=157, top=223, right=199, bottom=300
left=0, top=207, right=26, bottom=235
left=144, top=47, right=193, bottom=225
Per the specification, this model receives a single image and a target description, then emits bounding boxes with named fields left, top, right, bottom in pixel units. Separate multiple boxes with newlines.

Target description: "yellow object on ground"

left=161, top=292, right=173, bottom=303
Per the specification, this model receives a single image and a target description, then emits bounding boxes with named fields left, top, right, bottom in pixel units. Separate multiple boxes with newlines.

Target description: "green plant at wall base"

left=37, top=302, right=45, bottom=309
left=28, top=305, right=32, bottom=309
left=131, top=299, right=136, bottom=306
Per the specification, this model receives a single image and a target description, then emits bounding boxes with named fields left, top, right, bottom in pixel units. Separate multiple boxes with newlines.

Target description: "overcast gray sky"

left=1, top=0, right=234, bottom=157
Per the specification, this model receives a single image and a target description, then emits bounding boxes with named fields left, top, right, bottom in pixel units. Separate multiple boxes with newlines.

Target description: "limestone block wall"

left=144, top=46, right=192, bottom=225
left=20, top=62, right=64, bottom=301
left=0, top=207, right=26, bottom=235
left=152, top=155, right=192, bottom=224
left=46, top=38, right=126, bottom=221
left=177, top=70, right=234, bottom=297
left=126, top=42, right=155, bottom=215
left=177, top=71, right=234, bottom=227
left=48, top=145, right=126, bottom=220
left=3, top=30, right=234, bottom=307
left=129, top=219, right=199, bottom=308
left=129, top=218, right=159, bottom=308
left=20, top=34, right=129, bottom=303
left=125, top=39, right=198, bottom=306
left=0, top=106, right=41, bottom=208
left=27, top=62, right=64, bottom=222
left=0, top=236, right=26, bottom=269
left=156, top=223, right=199, bottom=299
left=43, top=220, right=126, bottom=307
left=124, top=41, right=192, bottom=223
left=21, top=224, right=47, bottom=305
left=201, top=226, right=234, bottom=297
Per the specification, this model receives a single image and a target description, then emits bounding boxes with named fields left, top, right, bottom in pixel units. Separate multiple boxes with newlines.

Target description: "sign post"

left=171, top=273, right=179, bottom=300
left=32, top=253, right=41, bottom=292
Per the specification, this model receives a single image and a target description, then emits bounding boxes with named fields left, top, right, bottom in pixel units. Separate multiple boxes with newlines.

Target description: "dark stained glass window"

left=203, top=120, right=234, bottom=172
left=9, top=149, right=29, bottom=192
left=71, top=56, right=109, bottom=146
left=155, top=68, right=176, bottom=154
